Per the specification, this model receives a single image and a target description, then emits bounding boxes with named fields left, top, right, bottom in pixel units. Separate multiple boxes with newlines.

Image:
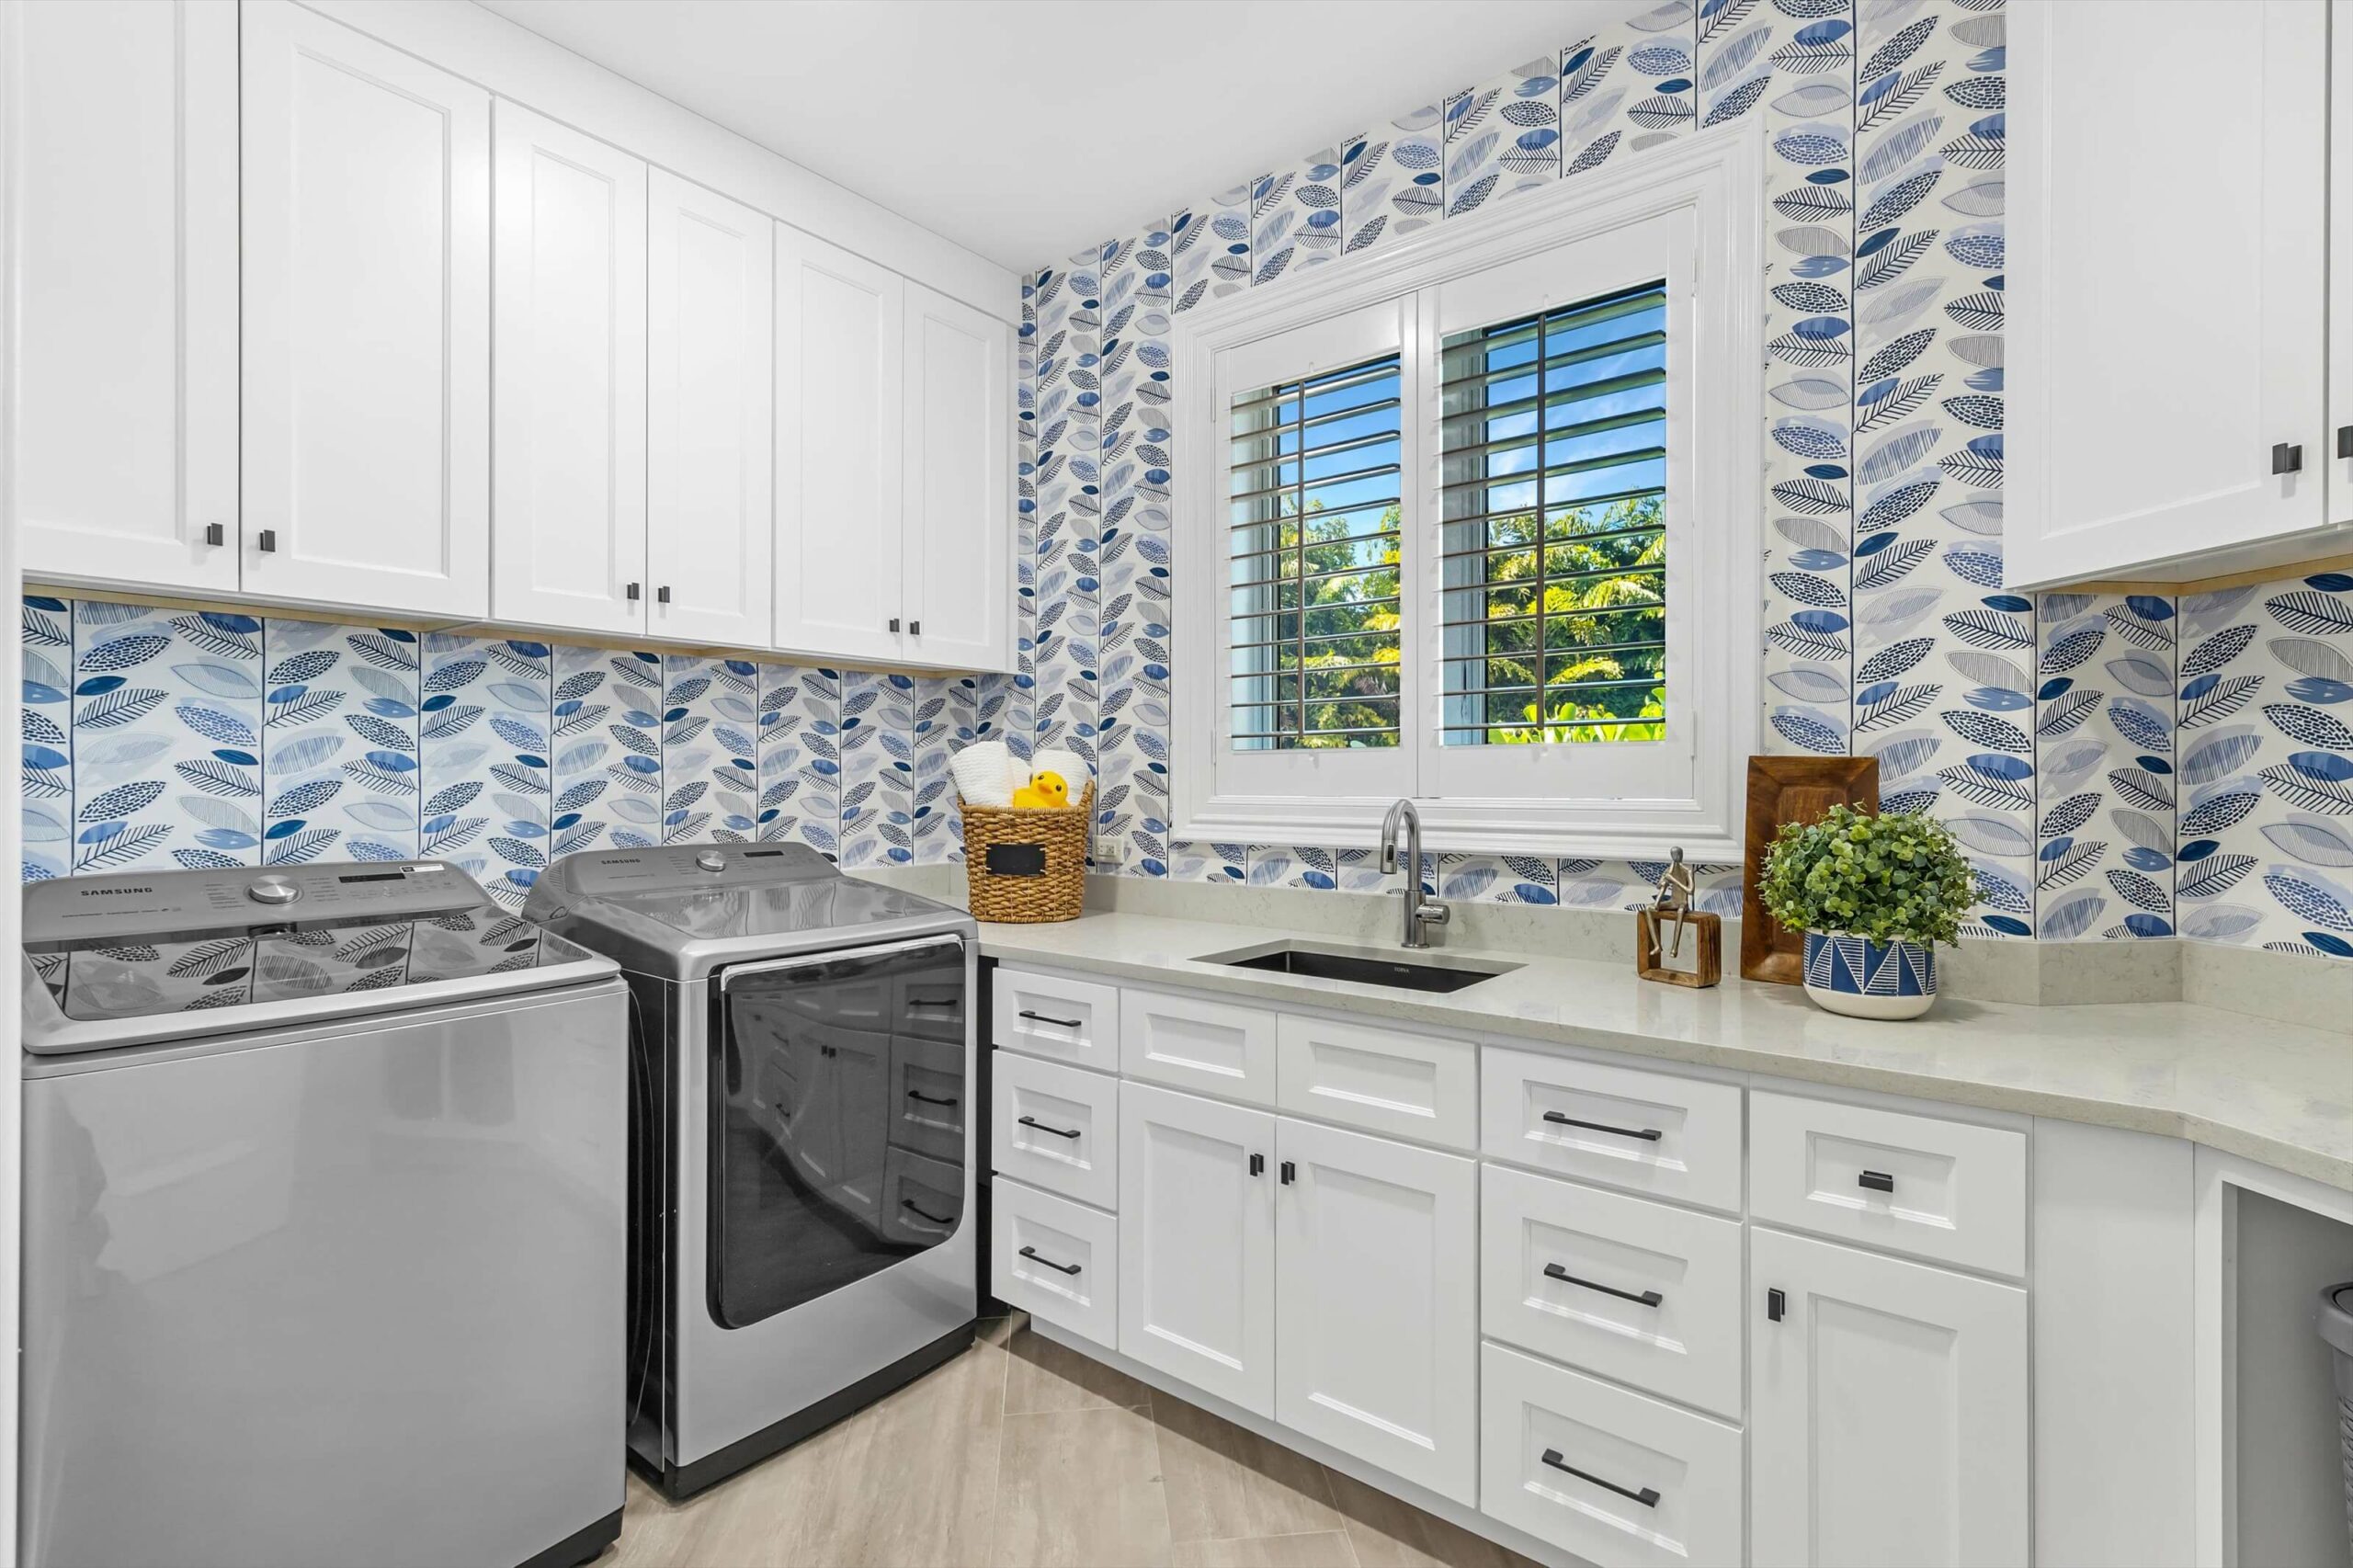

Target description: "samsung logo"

left=81, top=885, right=154, bottom=896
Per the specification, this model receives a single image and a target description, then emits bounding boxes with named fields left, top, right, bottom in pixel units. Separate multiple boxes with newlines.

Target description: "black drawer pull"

left=1858, top=1169, right=1895, bottom=1192
left=907, top=995, right=959, bottom=1010
left=905, top=1089, right=959, bottom=1108
left=1018, top=1009, right=1082, bottom=1029
left=1280, top=1160, right=1296, bottom=1185
left=2338, top=424, right=2353, bottom=460
left=2274, top=441, right=2304, bottom=475
left=1017, top=1114, right=1080, bottom=1141
left=1249, top=1153, right=1265, bottom=1176
left=902, top=1198, right=954, bottom=1225
left=1542, top=1110, right=1663, bottom=1142
left=1768, top=1287, right=1787, bottom=1322
left=1544, top=1263, right=1663, bottom=1308
left=1540, top=1449, right=1659, bottom=1509
left=1018, top=1244, right=1080, bottom=1276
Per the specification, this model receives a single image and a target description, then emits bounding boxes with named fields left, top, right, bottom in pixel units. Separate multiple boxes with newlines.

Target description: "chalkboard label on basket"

left=986, top=843, right=1049, bottom=877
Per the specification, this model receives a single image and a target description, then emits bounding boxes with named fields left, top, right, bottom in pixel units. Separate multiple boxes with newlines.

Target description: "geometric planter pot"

left=1802, top=931, right=1938, bottom=1020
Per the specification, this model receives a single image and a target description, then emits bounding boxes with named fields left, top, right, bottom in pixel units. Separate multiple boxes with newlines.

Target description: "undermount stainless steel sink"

left=1199, top=939, right=1520, bottom=994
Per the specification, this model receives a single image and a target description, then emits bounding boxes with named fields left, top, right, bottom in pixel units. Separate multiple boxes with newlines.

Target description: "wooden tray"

left=1741, top=756, right=1881, bottom=984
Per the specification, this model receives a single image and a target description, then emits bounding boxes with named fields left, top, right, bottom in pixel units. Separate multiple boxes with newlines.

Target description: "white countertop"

left=978, top=907, right=2353, bottom=1190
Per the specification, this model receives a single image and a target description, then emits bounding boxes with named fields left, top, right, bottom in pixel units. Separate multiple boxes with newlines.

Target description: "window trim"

left=1170, top=122, right=1768, bottom=861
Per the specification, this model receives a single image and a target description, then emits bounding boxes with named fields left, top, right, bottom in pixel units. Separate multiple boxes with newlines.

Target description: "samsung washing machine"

left=527, top=844, right=977, bottom=1498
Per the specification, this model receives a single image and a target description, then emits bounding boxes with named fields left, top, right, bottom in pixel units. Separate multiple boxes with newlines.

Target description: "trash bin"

left=2319, top=1282, right=2353, bottom=1555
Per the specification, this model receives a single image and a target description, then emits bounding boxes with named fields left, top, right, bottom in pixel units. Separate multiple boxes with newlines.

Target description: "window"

left=1438, top=281, right=1667, bottom=749
left=1174, top=128, right=1763, bottom=859
left=1228, top=352, right=1404, bottom=751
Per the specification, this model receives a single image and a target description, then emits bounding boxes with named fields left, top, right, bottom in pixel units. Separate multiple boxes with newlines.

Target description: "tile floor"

left=606, top=1313, right=1541, bottom=1568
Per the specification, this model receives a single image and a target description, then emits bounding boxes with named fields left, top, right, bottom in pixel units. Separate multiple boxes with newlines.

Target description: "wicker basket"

left=959, top=782, right=1094, bottom=923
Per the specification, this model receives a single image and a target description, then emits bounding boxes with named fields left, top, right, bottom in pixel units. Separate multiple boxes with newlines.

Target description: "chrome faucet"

left=1378, top=798, right=1450, bottom=949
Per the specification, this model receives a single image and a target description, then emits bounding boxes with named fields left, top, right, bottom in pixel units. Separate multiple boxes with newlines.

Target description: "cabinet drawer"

left=1481, top=1341, right=1744, bottom=1568
left=1750, top=1091, right=2026, bottom=1277
left=1482, top=1164, right=1745, bottom=1420
left=993, top=968, right=1120, bottom=1069
left=991, top=1176, right=1116, bottom=1348
left=1120, top=987, right=1278, bottom=1106
left=993, top=1049, right=1119, bottom=1210
left=1277, top=1013, right=1476, bottom=1149
left=1482, top=1045, right=1744, bottom=1214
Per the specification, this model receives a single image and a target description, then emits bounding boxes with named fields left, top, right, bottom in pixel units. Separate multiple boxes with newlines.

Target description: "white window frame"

left=1171, top=122, right=1766, bottom=861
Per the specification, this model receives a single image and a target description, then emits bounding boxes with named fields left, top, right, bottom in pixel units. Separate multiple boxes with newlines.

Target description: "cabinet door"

left=2012, top=0, right=2326, bottom=586
left=241, top=0, right=490, bottom=616
left=774, top=225, right=904, bottom=663
left=903, top=282, right=1010, bottom=668
left=491, top=100, right=647, bottom=637
left=647, top=169, right=773, bottom=645
left=1118, top=1082, right=1276, bottom=1415
left=8, top=0, right=238, bottom=592
left=1275, top=1117, right=1477, bottom=1505
left=1751, top=1228, right=2029, bottom=1568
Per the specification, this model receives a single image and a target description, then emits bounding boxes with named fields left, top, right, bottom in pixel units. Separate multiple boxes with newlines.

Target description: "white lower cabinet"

left=1750, top=1227, right=2029, bottom=1568
left=1276, top=1116, right=1478, bottom=1505
left=1481, top=1162, right=1744, bottom=1420
left=1482, top=1341, right=1745, bottom=1568
left=1117, top=1083, right=1276, bottom=1413
left=994, top=1176, right=1117, bottom=1347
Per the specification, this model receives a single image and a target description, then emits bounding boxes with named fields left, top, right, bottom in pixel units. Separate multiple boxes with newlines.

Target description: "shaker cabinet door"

left=9, top=0, right=240, bottom=593
left=773, top=225, right=905, bottom=663
left=647, top=170, right=774, bottom=646
left=491, top=100, right=649, bottom=638
left=241, top=0, right=491, bottom=617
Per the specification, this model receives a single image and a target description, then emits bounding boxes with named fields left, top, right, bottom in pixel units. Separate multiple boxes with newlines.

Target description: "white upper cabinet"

left=2012, top=0, right=2333, bottom=587
left=774, top=225, right=906, bottom=664
left=903, top=282, right=1013, bottom=669
left=1750, top=1228, right=2029, bottom=1568
left=8, top=0, right=239, bottom=593
left=240, top=0, right=491, bottom=617
left=648, top=170, right=774, bottom=646
left=491, top=101, right=648, bottom=639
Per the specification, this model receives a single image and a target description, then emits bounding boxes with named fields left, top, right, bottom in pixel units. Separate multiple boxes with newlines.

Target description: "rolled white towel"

left=1030, top=747, right=1090, bottom=794
left=949, top=740, right=1016, bottom=807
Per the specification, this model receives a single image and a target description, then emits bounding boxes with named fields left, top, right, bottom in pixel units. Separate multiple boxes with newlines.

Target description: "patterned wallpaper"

left=19, top=594, right=1010, bottom=904
left=1005, top=0, right=2353, bottom=960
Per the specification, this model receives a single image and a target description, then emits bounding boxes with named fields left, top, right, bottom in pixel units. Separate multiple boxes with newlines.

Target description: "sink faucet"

left=1378, top=799, right=1450, bottom=949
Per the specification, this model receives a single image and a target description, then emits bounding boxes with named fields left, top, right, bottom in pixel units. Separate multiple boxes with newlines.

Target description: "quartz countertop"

left=976, top=907, right=2353, bottom=1190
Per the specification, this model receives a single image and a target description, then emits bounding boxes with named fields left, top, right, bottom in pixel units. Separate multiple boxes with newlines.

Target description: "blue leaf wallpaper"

left=22, top=595, right=965, bottom=905
left=1009, top=0, right=2353, bottom=960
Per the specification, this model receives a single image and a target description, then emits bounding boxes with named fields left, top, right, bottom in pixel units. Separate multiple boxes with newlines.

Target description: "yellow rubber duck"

left=1011, top=770, right=1069, bottom=810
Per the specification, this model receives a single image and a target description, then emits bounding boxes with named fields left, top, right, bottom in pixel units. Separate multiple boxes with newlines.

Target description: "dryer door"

left=710, top=935, right=968, bottom=1327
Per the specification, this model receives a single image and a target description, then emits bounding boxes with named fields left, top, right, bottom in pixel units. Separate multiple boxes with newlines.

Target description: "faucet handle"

left=1415, top=899, right=1450, bottom=926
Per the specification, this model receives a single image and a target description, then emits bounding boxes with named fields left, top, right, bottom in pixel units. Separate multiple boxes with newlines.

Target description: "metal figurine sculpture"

left=1635, top=846, right=1721, bottom=989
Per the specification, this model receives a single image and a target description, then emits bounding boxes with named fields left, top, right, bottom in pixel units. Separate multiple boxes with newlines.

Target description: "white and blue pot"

left=1802, top=932, right=1938, bottom=1020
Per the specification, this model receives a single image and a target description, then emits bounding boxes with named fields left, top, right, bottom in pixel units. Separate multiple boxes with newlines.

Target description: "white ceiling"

left=473, top=0, right=1624, bottom=271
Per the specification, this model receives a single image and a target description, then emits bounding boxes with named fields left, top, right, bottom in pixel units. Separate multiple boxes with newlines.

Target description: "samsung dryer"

left=527, top=844, right=977, bottom=1497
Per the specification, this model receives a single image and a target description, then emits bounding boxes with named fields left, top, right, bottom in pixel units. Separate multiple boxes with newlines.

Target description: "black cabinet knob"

left=2338, top=426, right=2353, bottom=460
left=202, top=523, right=225, bottom=547
left=1858, top=1169, right=1895, bottom=1192
left=626, top=582, right=641, bottom=601
left=256, top=528, right=278, bottom=553
left=656, top=585, right=671, bottom=604
left=1768, top=1287, right=1787, bottom=1323
left=1279, top=1160, right=1296, bottom=1185
left=889, top=617, right=902, bottom=633
left=2274, top=441, right=2304, bottom=475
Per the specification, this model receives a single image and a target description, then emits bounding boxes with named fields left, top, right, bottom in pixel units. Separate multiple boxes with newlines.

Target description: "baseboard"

left=1026, top=1318, right=1582, bottom=1568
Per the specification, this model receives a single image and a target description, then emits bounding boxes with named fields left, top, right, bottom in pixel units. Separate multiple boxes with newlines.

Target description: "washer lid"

left=21, top=862, right=617, bottom=1054
left=526, top=844, right=974, bottom=979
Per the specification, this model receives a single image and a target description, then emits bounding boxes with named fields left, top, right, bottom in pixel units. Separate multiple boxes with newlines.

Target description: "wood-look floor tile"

left=994, top=1404, right=1173, bottom=1568
left=1320, top=1467, right=1540, bottom=1568
left=1001, top=1323, right=1154, bottom=1415
left=1170, top=1530, right=1360, bottom=1568
left=773, top=1331, right=1009, bottom=1566
left=1154, top=1394, right=1340, bottom=1544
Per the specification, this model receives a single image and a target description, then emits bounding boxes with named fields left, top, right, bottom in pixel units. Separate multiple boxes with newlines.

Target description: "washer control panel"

left=25, top=861, right=487, bottom=942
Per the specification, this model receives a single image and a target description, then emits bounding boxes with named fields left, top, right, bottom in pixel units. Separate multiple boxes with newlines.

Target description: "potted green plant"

left=1758, top=804, right=1974, bottom=1019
